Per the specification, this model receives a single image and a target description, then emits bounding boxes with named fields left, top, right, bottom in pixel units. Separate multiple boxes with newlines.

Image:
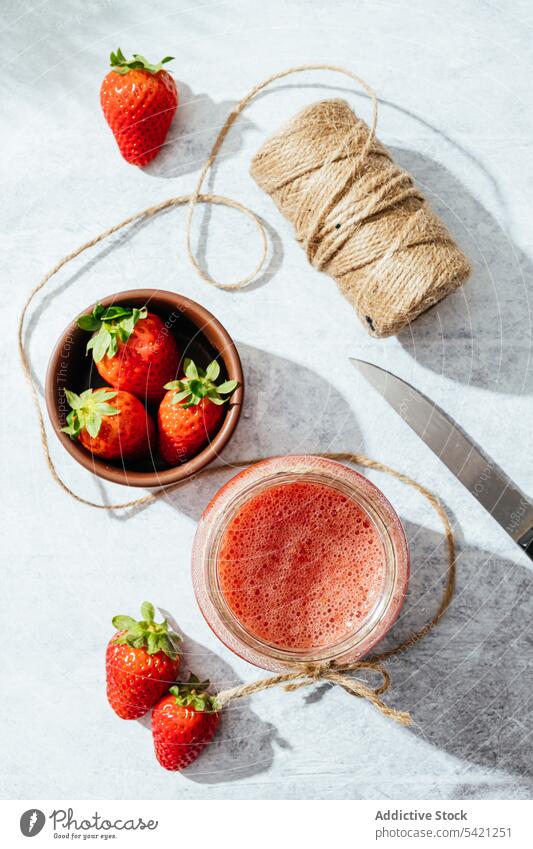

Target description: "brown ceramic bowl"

left=45, top=289, right=244, bottom=487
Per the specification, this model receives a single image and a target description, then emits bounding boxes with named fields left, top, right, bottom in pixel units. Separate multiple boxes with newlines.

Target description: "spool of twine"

left=18, top=66, right=459, bottom=725
left=250, top=98, right=470, bottom=337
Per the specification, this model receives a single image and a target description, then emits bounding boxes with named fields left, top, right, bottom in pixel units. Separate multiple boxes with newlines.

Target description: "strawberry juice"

left=218, top=480, right=386, bottom=650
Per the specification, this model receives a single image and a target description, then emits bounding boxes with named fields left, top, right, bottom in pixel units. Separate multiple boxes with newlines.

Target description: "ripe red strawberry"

left=152, top=675, right=220, bottom=771
left=158, top=358, right=238, bottom=464
left=106, top=602, right=182, bottom=720
left=77, top=303, right=179, bottom=403
left=62, top=387, right=155, bottom=460
left=100, top=49, right=178, bottom=166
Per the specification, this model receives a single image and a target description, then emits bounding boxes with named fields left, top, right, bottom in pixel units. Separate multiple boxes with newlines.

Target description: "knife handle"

left=517, top=527, right=533, bottom=561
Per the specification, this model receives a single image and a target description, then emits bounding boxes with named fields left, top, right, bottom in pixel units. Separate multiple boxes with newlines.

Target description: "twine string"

left=185, top=63, right=378, bottom=290
left=215, top=659, right=412, bottom=726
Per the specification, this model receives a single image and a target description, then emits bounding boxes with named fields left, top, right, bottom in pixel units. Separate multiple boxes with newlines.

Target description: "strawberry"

left=77, top=303, right=179, bottom=403
left=106, top=602, right=182, bottom=720
left=100, top=49, right=178, bottom=166
left=62, top=387, right=155, bottom=461
left=152, top=674, right=220, bottom=771
left=158, top=358, right=238, bottom=464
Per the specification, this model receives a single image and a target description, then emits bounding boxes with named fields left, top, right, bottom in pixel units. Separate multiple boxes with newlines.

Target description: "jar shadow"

left=136, top=608, right=290, bottom=785
left=278, top=513, right=533, bottom=791
left=158, top=343, right=364, bottom=522
left=375, top=517, right=533, bottom=785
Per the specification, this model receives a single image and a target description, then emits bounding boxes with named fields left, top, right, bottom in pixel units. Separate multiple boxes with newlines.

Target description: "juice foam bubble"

left=218, top=480, right=386, bottom=650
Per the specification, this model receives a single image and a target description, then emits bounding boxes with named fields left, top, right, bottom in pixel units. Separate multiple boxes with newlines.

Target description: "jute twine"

left=18, top=65, right=457, bottom=725
left=250, top=97, right=470, bottom=336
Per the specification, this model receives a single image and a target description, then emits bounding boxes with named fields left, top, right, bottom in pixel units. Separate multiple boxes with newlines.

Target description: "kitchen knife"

left=350, top=358, right=533, bottom=560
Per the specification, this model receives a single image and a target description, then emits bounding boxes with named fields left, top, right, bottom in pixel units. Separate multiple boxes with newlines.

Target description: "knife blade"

left=350, top=358, right=533, bottom=560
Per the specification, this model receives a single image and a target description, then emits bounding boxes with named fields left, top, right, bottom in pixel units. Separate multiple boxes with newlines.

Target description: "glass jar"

left=192, top=455, right=409, bottom=672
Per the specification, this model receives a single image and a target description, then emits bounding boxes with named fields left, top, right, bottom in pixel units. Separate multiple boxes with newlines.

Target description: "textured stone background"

left=2, top=0, right=533, bottom=800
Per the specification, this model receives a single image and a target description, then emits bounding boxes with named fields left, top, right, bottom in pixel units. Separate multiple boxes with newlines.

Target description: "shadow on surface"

left=144, top=83, right=254, bottom=179
left=391, top=147, right=533, bottom=395
left=136, top=608, right=289, bottom=784
left=376, top=517, right=533, bottom=779
left=140, top=514, right=533, bottom=785
left=162, top=342, right=364, bottom=522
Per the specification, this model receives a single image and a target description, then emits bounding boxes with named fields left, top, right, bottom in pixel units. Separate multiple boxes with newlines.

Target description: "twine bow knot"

left=215, top=658, right=412, bottom=726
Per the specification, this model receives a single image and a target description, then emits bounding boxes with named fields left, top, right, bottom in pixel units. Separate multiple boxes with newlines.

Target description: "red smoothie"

left=218, top=480, right=386, bottom=650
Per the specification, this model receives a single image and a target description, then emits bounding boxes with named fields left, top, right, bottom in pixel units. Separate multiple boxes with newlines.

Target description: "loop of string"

left=185, top=63, right=378, bottom=290
left=215, top=659, right=411, bottom=726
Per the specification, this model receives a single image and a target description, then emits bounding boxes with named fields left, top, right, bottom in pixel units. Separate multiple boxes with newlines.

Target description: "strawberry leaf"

left=64, top=389, right=82, bottom=409
left=141, top=601, right=155, bottom=621
left=217, top=380, right=238, bottom=394
left=86, top=411, right=101, bottom=439
left=205, top=360, right=220, bottom=381
left=112, top=615, right=136, bottom=630
left=86, top=326, right=110, bottom=363
left=111, top=602, right=181, bottom=660
left=168, top=358, right=239, bottom=408
left=94, top=403, right=120, bottom=416
left=78, top=303, right=148, bottom=363
left=61, top=387, right=118, bottom=441
left=184, top=359, right=198, bottom=380
left=109, top=48, right=175, bottom=75
left=169, top=674, right=218, bottom=712
left=169, top=389, right=191, bottom=404
left=77, top=314, right=102, bottom=331
left=147, top=633, right=159, bottom=654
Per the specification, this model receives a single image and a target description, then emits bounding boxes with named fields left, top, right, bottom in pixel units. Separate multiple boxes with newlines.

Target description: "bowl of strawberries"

left=45, top=289, right=243, bottom=487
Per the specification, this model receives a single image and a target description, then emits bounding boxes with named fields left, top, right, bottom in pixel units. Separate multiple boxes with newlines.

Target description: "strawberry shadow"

left=136, top=608, right=290, bottom=784
left=143, top=83, right=255, bottom=180
left=144, top=82, right=280, bottom=293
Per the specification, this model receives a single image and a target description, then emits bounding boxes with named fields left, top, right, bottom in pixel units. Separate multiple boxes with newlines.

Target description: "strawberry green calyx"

left=169, top=674, right=219, bottom=712
left=109, top=48, right=174, bottom=75
left=77, top=302, right=148, bottom=363
left=112, top=601, right=182, bottom=660
left=61, top=388, right=119, bottom=439
left=164, top=359, right=238, bottom=408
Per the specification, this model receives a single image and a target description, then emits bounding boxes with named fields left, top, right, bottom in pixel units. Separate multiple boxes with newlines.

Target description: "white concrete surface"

left=2, top=0, right=533, bottom=800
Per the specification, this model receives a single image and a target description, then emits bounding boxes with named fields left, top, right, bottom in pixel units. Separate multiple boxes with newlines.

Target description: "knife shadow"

left=375, top=517, right=533, bottom=782
left=392, top=147, right=533, bottom=395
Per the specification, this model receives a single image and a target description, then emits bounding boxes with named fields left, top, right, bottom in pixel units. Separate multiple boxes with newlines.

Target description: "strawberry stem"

left=164, top=358, right=238, bottom=408
left=61, top=387, right=119, bottom=440
left=76, top=303, right=148, bottom=363
left=109, top=48, right=174, bottom=75
left=169, top=674, right=218, bottom=712
left=112, top=602, right=182, bottom=660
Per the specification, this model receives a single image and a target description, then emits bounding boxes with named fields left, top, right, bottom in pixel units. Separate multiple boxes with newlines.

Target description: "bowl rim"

left=44, top=288, right=244, bottom=488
